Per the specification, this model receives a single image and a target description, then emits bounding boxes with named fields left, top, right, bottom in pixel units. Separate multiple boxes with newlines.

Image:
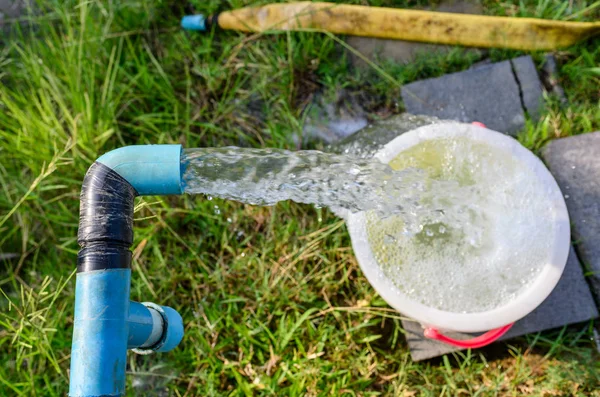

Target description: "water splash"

left=181, top=139, right=557, bottom=314
left=365, top=137, right=556, bottom=312
left=182, top=147, right=460, bottom=232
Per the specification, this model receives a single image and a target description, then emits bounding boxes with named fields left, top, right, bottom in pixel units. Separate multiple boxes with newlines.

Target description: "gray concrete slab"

left=1, top=0, right=31, bottom=37
left=401, top=60, right=526, bottom=135
left=543, top=132, right=600, bottom=300
left=403, top=246, right=598, bottom=361
left=0, top=0, right=26, bottom=23
left=512, top=55, right=545, bottom=120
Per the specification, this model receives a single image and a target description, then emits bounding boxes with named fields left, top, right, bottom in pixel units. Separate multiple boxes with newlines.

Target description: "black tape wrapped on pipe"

left=77, top=162, right=137, bottom=273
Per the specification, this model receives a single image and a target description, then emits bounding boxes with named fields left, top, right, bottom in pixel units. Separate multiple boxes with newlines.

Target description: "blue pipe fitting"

left=132, top=302, right=184, bottom=354
left=96, top=144, right=183, bottom=195
left=70, top=145, right=185, bottom=396
left=181, top=14, right=207, bottom=31
left=128, top=301, right=159, bottom=348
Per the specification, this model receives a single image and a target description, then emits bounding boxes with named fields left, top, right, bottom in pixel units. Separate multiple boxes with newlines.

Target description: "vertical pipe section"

left=70, top=145, right=183, bottom=397
left=70, top=162, right=137, bottom=397
left=70, top=270, right=131, bottom=396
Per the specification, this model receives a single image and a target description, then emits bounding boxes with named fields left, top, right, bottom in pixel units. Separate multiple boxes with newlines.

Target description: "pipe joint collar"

left=132, top=302, right=184, bottom=355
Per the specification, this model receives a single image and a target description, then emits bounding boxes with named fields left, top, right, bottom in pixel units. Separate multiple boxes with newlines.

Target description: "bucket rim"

left=346, top=121, right=570, bottom=333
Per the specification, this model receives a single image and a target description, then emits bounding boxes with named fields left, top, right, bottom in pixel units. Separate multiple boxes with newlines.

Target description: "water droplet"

left=227, top=217, right=232, bottom=223
left=439, top=225, right=446, bottom=234
left=425, top=229, right=434, bottom=237
left=564, top=194, right=570, bottom=199
left=207, top=195, right=213, bottom=201
left=571, top=165, right=576, bottom=169
left=241, top=252, right=246, bottom=257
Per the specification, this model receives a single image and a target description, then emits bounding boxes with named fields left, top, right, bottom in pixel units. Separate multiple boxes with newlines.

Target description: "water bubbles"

left=206, top=195, right=213, bottom=201
left=564, top=194, right=570, bottom=199
left=365, top=136, right=555, bottom=313
left=214, top=205, right=220, bottom=215
left=227, top=217, right=233, bottom=223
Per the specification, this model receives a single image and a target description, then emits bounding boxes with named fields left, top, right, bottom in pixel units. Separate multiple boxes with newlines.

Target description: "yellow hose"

left=216, top=2, right=600, bottom=51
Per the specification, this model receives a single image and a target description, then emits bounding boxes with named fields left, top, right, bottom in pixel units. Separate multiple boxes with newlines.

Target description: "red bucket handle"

left=423, top=323, right=514, bottom=349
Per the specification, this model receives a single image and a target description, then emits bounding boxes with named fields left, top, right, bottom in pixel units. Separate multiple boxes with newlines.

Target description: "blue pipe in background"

left=181, top=15, right=207, bottom=31
left=70, top=145, right=185, bottom=397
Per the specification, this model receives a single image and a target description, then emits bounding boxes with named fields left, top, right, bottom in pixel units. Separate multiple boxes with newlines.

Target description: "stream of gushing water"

left=181, top=147, right=471, bottom=237
left=180, top=143, right=556, bottom=313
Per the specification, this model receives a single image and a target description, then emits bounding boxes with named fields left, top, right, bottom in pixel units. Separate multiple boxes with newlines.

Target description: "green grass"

left=0, top=0, right=599, bottom=395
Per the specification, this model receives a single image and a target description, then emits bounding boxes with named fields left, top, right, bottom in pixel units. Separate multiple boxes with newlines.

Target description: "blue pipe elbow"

left=96, top=144, right=183, bottom=195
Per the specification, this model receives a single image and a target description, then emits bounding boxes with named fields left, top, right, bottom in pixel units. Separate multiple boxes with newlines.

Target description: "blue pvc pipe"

left=70, top=269, right=131, bottom=397
left=96, top=144, right=183, bottom=195
left=128, top=301, right=155, bottom=348
left=71, top=145, right=186, bottom=396
left=156, top=306, right=184, bottom=352
left=181, top=15, right=207, bottom=31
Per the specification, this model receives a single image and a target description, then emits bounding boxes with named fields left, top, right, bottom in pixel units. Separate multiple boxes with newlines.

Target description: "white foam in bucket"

left=346, top=122, right=570, bottom=333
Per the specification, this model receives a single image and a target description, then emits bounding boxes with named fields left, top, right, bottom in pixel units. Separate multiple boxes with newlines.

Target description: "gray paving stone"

left=511, top=56, right=545, bottom=120
left=401, top=60, right=526, bottom=135
left=0, top=0, right=32, bottom=37
left=403, top=246, right=598, bottom=361
left=0, top=0, right=26, bottom=22
left=543, top=132, right=600, bottom=300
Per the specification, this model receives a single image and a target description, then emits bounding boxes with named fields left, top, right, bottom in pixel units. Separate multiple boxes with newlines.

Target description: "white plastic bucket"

left=346, top=122, right=570, bottom=336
